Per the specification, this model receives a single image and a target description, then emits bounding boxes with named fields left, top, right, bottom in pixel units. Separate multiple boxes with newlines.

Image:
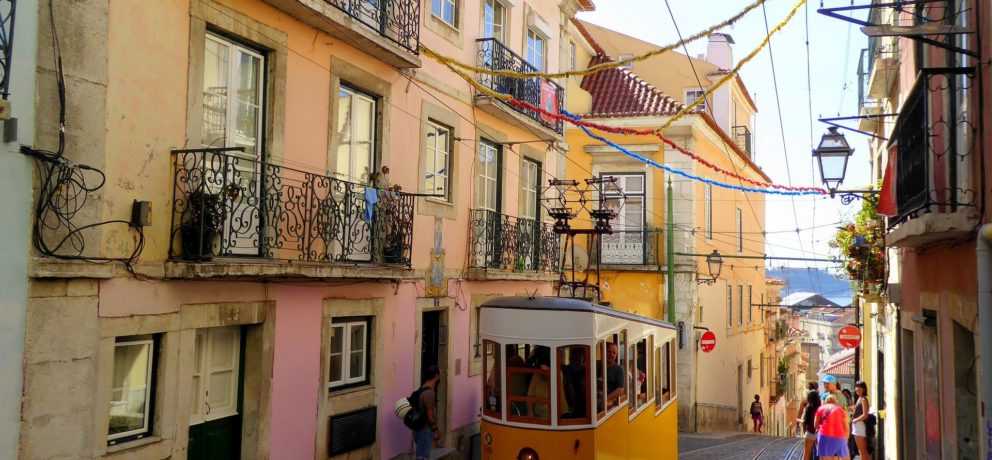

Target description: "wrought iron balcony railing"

left=323, top=0, right=420, bottom=53
left=732, top=125, right=752, bottom=158
left=593, top=228, right=660, bottom=266
left=469, top=209, right=560, bottom=273
left=476, top=38, right=564, bottom=134
left=0, top=0, right=16, bottom=99
left=889, top=67, right=977, bottom=228
left=170, top=148, right=415, bottom=267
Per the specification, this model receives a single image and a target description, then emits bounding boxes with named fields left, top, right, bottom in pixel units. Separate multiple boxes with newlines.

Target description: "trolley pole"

left=667, top=179, right=675, bottom=324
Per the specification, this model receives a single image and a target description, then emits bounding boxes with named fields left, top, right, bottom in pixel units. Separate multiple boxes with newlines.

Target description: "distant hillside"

left=767, top=267, right=852, bottom=306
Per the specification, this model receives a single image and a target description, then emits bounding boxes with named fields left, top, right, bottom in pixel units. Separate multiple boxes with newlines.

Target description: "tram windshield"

left=558, top=345, right=591, bottom=424
left=483, top=340, right=501, bottom=417
left=506, top=344, right=551, bottom=424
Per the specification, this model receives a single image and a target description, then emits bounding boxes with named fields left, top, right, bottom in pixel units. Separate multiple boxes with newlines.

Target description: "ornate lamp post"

left=812, top=127, right=878, bottom=203
left=697, top=249, right=723, bottom=285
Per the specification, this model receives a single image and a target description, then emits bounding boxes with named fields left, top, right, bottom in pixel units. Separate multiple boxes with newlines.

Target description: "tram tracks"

left=680, top=434, right=804, bottom=460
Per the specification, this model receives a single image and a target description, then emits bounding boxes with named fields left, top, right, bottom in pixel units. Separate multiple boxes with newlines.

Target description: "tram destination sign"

left=838, top=325, right=861, bottom=349
left=699, top=330, right=716, bottom=353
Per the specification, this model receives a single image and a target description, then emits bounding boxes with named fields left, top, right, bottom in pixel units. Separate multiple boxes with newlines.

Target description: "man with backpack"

left=750, top=394, right=764, bottom=433
left=408, top=365, right=441, bottom=460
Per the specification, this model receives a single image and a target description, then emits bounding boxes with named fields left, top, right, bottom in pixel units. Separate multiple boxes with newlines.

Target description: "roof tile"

left=579, top=54, right=685, bottom=118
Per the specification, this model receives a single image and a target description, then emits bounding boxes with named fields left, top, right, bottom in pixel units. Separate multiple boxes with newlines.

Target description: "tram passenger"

left=526, top=346, right=551, bottom=419
left=561, top=347, right=588, bottom=419
left=606, top=342, right=624, bottom=407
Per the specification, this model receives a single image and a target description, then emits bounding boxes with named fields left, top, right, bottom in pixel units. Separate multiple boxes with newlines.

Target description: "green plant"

left=829, top=197, right=885, bottom=290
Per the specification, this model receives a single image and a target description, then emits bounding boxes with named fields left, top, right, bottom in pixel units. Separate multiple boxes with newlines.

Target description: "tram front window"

left=505, top=344, right=551, bottom=424
left=557, top=345, right=590, bottom=424
left=483, top=340, right=501, bottom=418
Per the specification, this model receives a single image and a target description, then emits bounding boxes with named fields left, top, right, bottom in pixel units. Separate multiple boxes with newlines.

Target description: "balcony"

left=732, top=125, right=752, bottom=157
left=168, top=148, right=416, bottom=279
left=886, top=68, right=979, bottom=248
left=468, top=209, right=560, bottom=280
left=592, top=228, right=660, bottom=270
left=263, top=0, right=420, bottom=68
left=475, top=38, right=564, bottom=137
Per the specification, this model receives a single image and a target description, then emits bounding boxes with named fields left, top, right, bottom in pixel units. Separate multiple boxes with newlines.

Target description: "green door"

left=188, top=326, right=244, bottom=460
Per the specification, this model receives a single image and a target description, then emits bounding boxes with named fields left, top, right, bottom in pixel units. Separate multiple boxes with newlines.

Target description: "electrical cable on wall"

left=21, top=1, right=145, bottom=272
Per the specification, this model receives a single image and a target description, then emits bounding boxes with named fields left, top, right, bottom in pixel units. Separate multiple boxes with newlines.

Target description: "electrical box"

left=131, top=200, right=152, bottom=227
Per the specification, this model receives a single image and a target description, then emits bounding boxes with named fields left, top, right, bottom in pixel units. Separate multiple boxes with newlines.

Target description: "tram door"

left=421, top=311, right=448, bottom=436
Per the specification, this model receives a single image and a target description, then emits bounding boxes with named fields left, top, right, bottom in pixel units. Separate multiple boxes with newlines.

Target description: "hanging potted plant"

left=830, top=196, right=886, bottom=292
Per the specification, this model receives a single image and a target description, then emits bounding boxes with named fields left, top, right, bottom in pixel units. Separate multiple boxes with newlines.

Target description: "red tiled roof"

left=577, top=0, right=595, bottom=11
left=580, top=55, right=685, bottom=118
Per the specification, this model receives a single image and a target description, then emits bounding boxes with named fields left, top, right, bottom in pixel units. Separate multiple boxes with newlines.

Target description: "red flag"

left=540, top=80, right=558, bottom=124
left=877, top=143, right=897, bottom=217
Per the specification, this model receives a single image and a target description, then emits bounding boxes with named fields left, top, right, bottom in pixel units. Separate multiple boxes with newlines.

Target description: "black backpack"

left=402, top=387, right=428, bottom=431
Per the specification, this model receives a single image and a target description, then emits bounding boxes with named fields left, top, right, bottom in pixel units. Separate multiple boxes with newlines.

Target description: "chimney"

left=705, top=33, right=735, bottom=69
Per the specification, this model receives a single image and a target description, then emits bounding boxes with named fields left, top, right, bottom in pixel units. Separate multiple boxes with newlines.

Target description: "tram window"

left=661, top=341, right=672, bottom=403
left=669, top=338, right=677, bottom=400
left=634, top=338, right=648, bottom=408
left=647, top=335, right=654, bottom=403
left=483, top=340, right=502, bottom=418
left=557, top=345, right=591, bottom=425
left=596, top=340, right=606, bottom=418
left=602, top=331, right=626, bottom=413
left=505, top=344, right=551, bottom=424
left=627, top=343, right=636, bottom=408
left=654, top=346, right=662, bottom=408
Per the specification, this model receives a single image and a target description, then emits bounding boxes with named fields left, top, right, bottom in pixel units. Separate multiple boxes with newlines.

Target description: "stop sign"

left=838, top=325, right=861, bottom=349
left=700, top=330, right=717, bottom=353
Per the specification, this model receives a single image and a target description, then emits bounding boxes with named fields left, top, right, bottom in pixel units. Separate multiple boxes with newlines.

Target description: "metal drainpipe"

left=978, top=224, right=992, bottom=460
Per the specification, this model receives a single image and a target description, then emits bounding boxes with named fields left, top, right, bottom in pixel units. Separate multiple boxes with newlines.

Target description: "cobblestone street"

left=679, top=433, right=804, bottom=460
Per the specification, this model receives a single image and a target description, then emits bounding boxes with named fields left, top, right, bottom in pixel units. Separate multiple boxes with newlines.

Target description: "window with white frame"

left=520, top=158, right=541, bottom=220
left=432, top=0, right=458, bottom=27
left=190, top=327, right=241, bottom=426
left=335, top=84, right=377, bottom=183
left=202, top=33, right=265, bottom=156
left=747, top=285, right=753, bottom=324
left=726, top=285, right=733, bottom=328
left=737, top=285, right=744, bottom=327
left=476, top=139, right=500, bottom=212
left=685, top=88, right=707, bottom=113
left=330, top=317, right=372, bottom=390
left=481, top=0, right=505, bottom=41
left=569, top=41, right=577, bottom=71
left=736, top=208, right=743, bottom=253
left=424, top=121, right=452, bottom=200
left=108, top=335, right=156, bottom=445
left=704, top=184, right=713, bottom=240
left=526, top=29, right=546, bottom=71
left=601, top=174, right=646, bottom=264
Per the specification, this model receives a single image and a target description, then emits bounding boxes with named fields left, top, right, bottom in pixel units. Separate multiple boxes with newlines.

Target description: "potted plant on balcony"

left=368, top=166, right=408, bottom=265
left=830, top=196, right=886, bottom=291
left=180, top=189, right=224, bottom=261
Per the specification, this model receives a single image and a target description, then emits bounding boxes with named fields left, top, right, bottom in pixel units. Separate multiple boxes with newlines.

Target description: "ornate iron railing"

left=323, top=0, right=420, bottom=54
left=889, top=67, right=977, bottom=228
left=476, top=38, right=564, bottom=134
left=593, top=228, right=660, bottom=266
left=170, top=148, right=415, bottom=267
left=0, top=0, right=16, bottom=99
left=469, top=209, right=560, bottom=273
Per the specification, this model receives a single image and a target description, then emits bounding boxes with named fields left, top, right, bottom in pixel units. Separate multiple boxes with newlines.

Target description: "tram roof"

left=480, top=296, right=676, bottom=330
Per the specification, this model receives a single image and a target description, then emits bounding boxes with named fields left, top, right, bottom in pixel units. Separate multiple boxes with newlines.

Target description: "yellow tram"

left=479, top=296, right=679, bottom=460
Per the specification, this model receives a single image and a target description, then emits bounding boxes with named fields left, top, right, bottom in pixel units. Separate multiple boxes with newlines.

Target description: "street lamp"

left=812, top=127, right=878, bottom=203
left=697, top=250, right=723, bottom=285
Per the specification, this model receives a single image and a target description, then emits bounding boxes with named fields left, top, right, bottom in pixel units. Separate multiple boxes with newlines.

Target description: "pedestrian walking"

left=814, top=394, right=850, bottom=460
left=796, top=383, right=821, bottom=460
left=820, top=375, right=848, bottom=408
left=412, top=366, right=442, bottom=460
left=750, top=394, right=764, bottom=433
left=851, top=381, right=872, bottom=460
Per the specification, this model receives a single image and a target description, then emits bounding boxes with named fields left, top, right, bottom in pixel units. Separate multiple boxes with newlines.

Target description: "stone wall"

left=695, top=403, right=739, bottom=433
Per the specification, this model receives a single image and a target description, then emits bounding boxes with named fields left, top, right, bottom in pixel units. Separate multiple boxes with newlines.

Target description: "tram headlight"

left=517, top=447, right=539, bottom=460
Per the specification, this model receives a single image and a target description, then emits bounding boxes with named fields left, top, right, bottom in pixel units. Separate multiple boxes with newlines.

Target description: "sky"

left=578, top=0, right=873, bottom=283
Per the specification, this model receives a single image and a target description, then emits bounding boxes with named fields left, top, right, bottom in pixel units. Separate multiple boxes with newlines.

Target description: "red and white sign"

left=838, top=325, right=862, bottom=349
left=700, top=330, right=717, bottom=353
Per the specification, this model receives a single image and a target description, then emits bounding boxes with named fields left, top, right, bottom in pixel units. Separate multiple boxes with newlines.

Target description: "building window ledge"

left=164, top=260, right=419, bottom=280
left=465, top=268, right=558, bottom=282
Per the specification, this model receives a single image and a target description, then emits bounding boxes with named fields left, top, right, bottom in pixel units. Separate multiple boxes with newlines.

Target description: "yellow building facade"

left=564, top=21, right=771, bottom=432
